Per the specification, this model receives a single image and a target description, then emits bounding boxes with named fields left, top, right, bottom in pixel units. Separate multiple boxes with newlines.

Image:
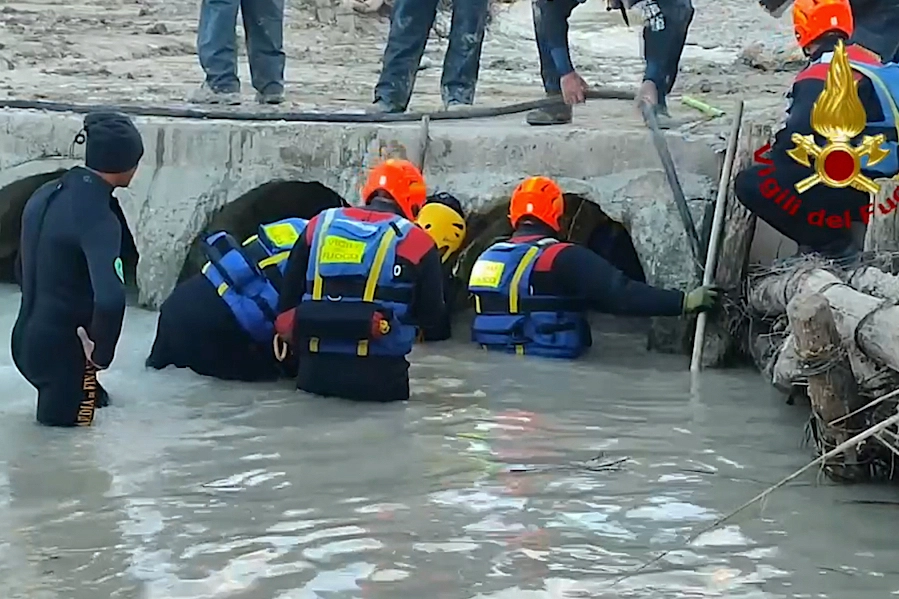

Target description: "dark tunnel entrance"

left=177, top=180, right=348, bottom=282
left=0, top=171, right=140, bottom=288
left=455, top=193, right=646, bottom=306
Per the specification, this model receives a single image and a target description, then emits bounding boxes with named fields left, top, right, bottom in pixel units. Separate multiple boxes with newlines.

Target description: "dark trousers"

left=641, top=0, right=694, bottom=108
left=197, top=0, right=286, bottom=93
left=734, top=163, right=869, bottom=250
left=851, top=0, right=899, bottom=62
left=12, top=317, right=99, bottom=427
left=146, top=275, right=285, bottom=382
left=297, top=352, right=410, bottom=402
left=532, top=0, right=693, bottom=105
left=374, top=0, right=489, bottom=110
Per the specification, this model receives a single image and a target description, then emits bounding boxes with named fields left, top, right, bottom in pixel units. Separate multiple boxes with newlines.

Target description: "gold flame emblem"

left=787, top=40, right=890, bottom=194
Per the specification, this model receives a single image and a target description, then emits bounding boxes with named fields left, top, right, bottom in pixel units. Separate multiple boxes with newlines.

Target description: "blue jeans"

left=197, top=0, right=286, bottom=93
left=640, top=0, right=694, bottom=109
left=533, top=0, right=693, bottom=106
left=851, top=1, right=899, bottom=62
left=374, top=0, right=489, bottom=110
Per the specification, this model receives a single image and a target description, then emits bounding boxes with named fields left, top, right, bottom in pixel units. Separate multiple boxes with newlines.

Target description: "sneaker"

left=256, top=88, right=284, bottom=105
left=443, top=101, right=470, bottom=112
left=189, top=83, right=240, bottom=105
left=526, top=93, right=572, bottom=126
left=366, top=99, right=404, bottom=114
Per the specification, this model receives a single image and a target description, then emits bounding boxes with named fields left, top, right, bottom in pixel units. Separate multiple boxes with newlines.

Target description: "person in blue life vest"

left=416, top=192, right=467, bottom=342
left=146, top=217, right=309, bottom=382
left=11, top=112, right=142, bottom=427
left=734, top=0, right=899, bottom=259
left=274, top=159, right=445, bottom=402
left=467, top=176, right=720, bottom=359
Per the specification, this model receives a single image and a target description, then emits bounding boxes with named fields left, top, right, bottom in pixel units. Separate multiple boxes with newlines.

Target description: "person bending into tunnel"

left=146, top=217, right=311, bottom=382
left=274, top=159, right=445, bottom=402
left=11, top=112, right=143, bottom=427
left=416, top=192, right=468, bottom=342
left=734, top=0, right=899, bottom=259
left=467, top=176, right=719, bottom=359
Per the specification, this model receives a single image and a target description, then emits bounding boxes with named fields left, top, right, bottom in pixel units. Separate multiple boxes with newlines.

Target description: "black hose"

left=0, top=87, right=635, bottom=123
left=639, top=102, right=703, bottom=275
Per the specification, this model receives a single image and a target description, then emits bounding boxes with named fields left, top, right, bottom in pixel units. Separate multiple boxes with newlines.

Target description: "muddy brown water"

left=0, top=285, right=896, bottom=599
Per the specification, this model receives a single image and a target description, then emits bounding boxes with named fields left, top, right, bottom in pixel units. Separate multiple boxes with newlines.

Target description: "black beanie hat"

left=426, top=191, right=465, bottom=219
left=83, top=112, right=144, bottom=174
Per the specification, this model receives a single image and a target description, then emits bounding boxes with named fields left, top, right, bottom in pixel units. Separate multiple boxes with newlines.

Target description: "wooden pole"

left=787, top=292, right=865, bottom=481
left=864, top=179, right=899, bottom=252
left=691, top=100, right=744, bottom=372
left=416, top=114, right=430, bottom=172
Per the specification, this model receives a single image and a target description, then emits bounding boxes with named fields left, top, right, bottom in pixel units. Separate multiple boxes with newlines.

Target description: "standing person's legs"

left=850, top=0, right=899, bottom=61
left=371, top=0, right=442, bottom=113
left=526, top=0, right=580, bottom=125
left=194, top=0, right=242, bottom=104
left=639, top=0, right=694, bottom=120
left=241, top=0, right=287, bottom=104
left=441, top=0, right=490, bottom=109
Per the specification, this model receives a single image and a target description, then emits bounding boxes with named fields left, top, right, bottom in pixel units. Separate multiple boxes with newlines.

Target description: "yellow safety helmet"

left=417, top=202, right=467, bottom=263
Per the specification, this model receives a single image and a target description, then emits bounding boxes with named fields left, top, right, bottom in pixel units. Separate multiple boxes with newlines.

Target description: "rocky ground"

left=0, top=0, right=805, bottom=126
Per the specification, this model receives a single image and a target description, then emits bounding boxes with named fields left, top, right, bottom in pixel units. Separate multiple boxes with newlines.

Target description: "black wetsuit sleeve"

left=412, top=246, right=446, bottom=331
left=80, top=212, right=126, bottom=368
left=278, top=236, right=310, bottom=314
left=553, top=244, right=684, bottom=316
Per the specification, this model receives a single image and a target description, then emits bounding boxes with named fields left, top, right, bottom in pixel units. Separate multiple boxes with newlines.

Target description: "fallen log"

left=787, top=292, right=866, bottom=481
left=749, top=266, right=899, bottom=382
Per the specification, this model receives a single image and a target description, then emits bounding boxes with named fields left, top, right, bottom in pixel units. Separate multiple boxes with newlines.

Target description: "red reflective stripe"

left=396, top=227, right=433, bottom=265
left=534, top=242, right=570, bottom=272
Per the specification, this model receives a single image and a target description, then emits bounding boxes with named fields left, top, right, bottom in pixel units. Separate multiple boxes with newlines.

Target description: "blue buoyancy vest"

left=298, top=208, right=417, bottom=358
left=468, top=238, right=590, bottom=359
left=811, top=51, right=899, bottom=178
left=202, top=217, right=308, bottom=344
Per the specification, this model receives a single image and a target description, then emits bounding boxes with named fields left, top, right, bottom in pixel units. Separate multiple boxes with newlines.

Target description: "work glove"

left=682, top=285, right=722, bottom=315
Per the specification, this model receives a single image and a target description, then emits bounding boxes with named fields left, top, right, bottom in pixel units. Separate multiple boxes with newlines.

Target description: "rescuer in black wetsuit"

left=734, top=0, right=899, bottom=258
left=146, top=218, right=311, bottom=382
left=275, top=159, right=445, bottom=402
left=416, top=192, right=467, bottom=342
left=11, top=112, right=143, bottom=427
left=468, top=176, right=719, bottom=358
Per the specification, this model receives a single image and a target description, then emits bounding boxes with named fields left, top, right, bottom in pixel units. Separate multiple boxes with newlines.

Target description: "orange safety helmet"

left=792, top=0, right=853, bottom=49
left=360, top=159, right=427, bottom=220
left=508, top=176, right=565, bottom=232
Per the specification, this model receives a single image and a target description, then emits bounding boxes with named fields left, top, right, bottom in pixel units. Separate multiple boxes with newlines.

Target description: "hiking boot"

left=526, top=93, right=572, bottom=126
left=189, top=83, right=240, bottom=105
left=366, top=99, right=404, bottom=114
left=256, top=88, right=284, bottom=105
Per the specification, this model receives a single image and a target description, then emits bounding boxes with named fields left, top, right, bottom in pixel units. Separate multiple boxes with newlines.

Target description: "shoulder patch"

left=114, top=257, right=124, bottom=283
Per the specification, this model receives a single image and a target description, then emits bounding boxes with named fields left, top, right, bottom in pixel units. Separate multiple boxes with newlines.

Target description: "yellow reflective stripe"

left=852, top=64, right=899, bottom=167
left=474, top=294, right=481, bottom=314
left=309, top=209, right=338, bottom=352
left=509, top=246, right=539, bottom=314
left=509, top=246, right=539, bottom=356
left=202, top=263, right=210, bottom=274
left=357, top=226, right=398, bottom=357
left=216, top=282, right=228, bottom=296
left=242, top=234, right=259, bottom=246
left=258, top=251, right=289, bottom=270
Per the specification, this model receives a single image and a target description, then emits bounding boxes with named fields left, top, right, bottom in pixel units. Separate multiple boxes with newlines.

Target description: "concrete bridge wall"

left=0, top=110, right=722, bottom=340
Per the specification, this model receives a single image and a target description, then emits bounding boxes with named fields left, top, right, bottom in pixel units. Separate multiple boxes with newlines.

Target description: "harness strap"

left=357, top=226, right=398, bottom=357
left=508, top=246, right=540, bottom=356
left=204, top=233, right=280, bottom=326
left=851, top=64, right=899, bottom=158
left=309, top=208, right=339, bottom=352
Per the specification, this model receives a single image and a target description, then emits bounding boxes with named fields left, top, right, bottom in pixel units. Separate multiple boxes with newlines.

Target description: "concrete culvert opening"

left=0, top=171, right=140, bottom=289
left=178, top=180, right=348, bottom=282
left=453, top=193, right=646, bottom=309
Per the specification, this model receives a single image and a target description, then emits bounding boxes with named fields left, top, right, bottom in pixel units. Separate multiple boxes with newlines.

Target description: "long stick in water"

left=640, top=102, right=703, bottom=273
left=610, top=405, right=899, bottom=588
left=690, top=100, right=744, bottom=372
